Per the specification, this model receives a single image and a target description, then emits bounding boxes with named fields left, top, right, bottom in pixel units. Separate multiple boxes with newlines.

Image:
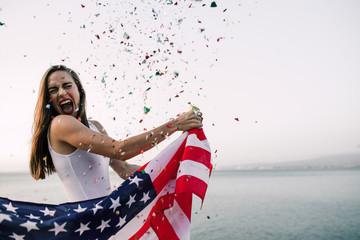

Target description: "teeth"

left=60, top=100, right=72, bottom=105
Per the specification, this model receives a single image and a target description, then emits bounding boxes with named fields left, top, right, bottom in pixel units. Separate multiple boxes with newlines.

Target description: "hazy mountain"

left=217, top=152, right=360, bottom=170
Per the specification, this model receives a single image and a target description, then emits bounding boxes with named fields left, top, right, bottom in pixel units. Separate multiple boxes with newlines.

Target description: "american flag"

left=0, top=128, right=212, bottom=240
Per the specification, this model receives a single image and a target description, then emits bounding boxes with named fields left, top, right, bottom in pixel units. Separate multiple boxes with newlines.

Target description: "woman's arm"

left=90, top=120, right=140, bottom=179
left=50, top=110, right=202, bottom=161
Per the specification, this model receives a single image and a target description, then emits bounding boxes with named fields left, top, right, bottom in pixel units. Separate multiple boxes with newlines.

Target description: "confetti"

left=0, top=22, right=5, bottom=26
left=46, top=104, right=51, bottom=109
left=210, top=1, right=217, bottom=7
left=80, top=4, right=85, bottom=8
left=144, top=106, right=150, bottom=114
left=123, top=32, right=130, bottom=39
left=87, top=144, right=93, bottom=152
left=235, top=118, right=239, bottom=121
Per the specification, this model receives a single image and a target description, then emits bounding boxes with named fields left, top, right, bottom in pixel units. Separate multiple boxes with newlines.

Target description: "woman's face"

left=47, top=70, right=80, bottom=117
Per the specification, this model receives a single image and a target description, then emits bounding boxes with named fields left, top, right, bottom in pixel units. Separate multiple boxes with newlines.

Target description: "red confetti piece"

left=78, top=117, right=82, bottom=121
left=139, top=119, right=143, bottom=123
left=235, top=118, right=239, bottom=121
left=81, top=4, right=85, bottom=8
left=167, top=124, right=172, bottom=128
left=217, top=37, right=224, bottom=42
left=95, top=34, right=100, bottom=39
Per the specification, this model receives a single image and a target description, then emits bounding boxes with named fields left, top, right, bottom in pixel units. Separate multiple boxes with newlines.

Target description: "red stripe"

left=151, top=211, right=179, bottom=240
left=129, top=221, right=151, bottom=240
left=151, top=194, right=175, bottom=214
left=176, top=175, right=208, bottom=201
left=183, top=145, right=212, bottom=169
left=188, top=128, right=207, bottom=141
left=151, top=140, right=186, bottom=194
left=174, top=191, right=193, bottom=221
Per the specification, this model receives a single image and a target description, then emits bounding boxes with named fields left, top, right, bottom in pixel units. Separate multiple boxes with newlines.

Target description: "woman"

left=30, top=65, right=203, bottom=202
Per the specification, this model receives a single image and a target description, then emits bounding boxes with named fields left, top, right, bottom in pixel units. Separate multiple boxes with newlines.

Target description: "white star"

left=116, top=216, right=127, bottom=228
left=49, top=222, right=67, bottom=236
left=73, top=204, right=87, bottom=213
left=0, top=213, right=12, bottom=223
left=140, top=191, right=151, bottom=204
left=130, top=175, right=143, bottom=187
left=3, top=202, right=18, bottom=213
left=40, top=207, right=56, bottom=216
left=92, top=203, right=103, bottom=215
left=110, top=197, right=121, bottom=212
left=25, top=214, right=40, bottom=220
left=9, top=233, right=25, bottom=240
left=20, top=220, right=39, bottom=232
left=75, top=222, right=90, bottom=236
left=96, top=219, right=110, bottom=232
left=126, top=194, right=137, bottom=208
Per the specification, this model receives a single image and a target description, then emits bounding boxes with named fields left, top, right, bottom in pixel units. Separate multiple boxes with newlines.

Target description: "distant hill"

left=216, top=152, right=360, bottom=170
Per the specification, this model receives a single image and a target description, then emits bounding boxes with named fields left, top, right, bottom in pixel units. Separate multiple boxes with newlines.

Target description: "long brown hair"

left=30, top=65, right=89, bottom=180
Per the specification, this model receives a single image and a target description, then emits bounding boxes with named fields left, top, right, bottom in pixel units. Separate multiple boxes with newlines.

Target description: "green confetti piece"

left=210, top=1, right=217, bottom=7
left=145, top=87, right=151, bottom=91
left=144, top=106, right=150, bottom=114
left=141, top=170, right=146, bottom=174
left=0, top=22, right=5, bottom=26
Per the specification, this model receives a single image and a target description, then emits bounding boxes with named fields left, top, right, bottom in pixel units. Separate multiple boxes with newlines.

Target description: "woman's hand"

left=110, top=160, right=140, bottom=180
left=174, top=109, right=203, bottom=131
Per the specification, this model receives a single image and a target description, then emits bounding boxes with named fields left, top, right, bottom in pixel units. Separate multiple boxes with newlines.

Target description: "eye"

left=64, top=84, right=72, bottom=89
left=49, top=89, right=57, bottom=94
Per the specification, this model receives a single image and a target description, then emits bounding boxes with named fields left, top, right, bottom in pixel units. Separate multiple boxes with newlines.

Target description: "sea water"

left=191, top=169, right=360, bottom=240
left=1, top=169, right=360, bottom=240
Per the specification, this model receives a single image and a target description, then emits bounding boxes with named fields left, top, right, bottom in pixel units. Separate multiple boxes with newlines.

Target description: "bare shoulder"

left=49, top=115, right=84, bottom=144
left=89, top=119, right=108, bottom=135
left=50, top=115, right=79, bottom=132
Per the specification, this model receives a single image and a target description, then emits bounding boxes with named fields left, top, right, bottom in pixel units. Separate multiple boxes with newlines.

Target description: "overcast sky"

left=0, top=0, right=360, bottom=172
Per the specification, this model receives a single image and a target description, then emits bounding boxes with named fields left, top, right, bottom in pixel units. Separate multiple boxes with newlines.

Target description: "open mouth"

left=59, top=99, right=74, bottom=115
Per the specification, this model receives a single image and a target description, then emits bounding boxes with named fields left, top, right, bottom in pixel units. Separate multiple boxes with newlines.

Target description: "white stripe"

left=163, top=199, right=191, bottom=240
left=177, top=160, right=210, bottom=185
left=185, top=134, right=211, bottom=153
left=139, top=227, right=159, bottom=240
left=145, top=132, right=188, bottom=182
left=111, top=180, right=176, bottom=239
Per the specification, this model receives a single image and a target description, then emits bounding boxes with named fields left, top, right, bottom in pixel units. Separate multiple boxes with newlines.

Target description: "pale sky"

left=0, top=0, right=360, bottom=172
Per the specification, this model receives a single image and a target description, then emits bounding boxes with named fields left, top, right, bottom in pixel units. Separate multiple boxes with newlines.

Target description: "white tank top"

left=47, top=121, right=111, bottom=202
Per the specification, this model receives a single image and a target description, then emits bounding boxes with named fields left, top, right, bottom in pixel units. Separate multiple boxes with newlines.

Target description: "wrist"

left=166, top=118, right=179, bottom=133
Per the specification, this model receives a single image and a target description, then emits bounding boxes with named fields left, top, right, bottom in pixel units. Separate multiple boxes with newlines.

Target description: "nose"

left=58, top=88, right=67, bottom=97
